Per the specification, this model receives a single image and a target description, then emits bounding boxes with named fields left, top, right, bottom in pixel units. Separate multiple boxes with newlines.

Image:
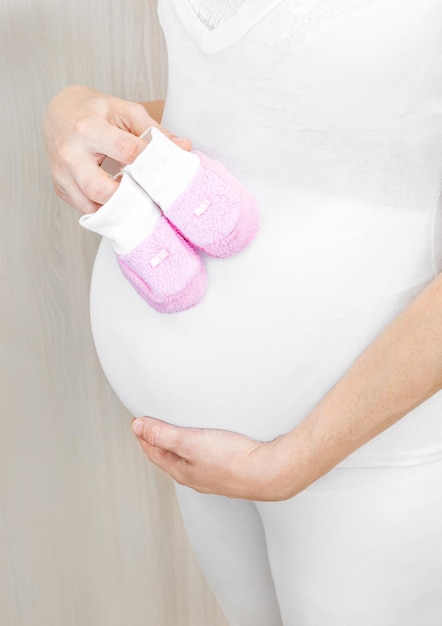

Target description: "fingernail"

left=132, top=419, right=144, bottom=437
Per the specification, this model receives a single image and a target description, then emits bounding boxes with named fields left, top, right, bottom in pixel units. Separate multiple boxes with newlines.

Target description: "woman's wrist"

left=261, top=431, right=309, bottom=501
left=267, top=416, right=345, bottom=501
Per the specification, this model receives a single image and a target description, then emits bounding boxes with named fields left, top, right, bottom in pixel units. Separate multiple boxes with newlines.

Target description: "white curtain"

left=0, top=0, right=226, bottom=623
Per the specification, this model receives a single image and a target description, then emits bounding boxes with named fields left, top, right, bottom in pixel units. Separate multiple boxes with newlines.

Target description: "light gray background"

left=0, top=0, right=227, bottom=623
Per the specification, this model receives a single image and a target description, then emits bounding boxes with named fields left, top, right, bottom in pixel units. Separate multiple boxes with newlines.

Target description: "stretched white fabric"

left=90, top=0, right=442, bottom=469
left=87, top=3, right=442, bottom=623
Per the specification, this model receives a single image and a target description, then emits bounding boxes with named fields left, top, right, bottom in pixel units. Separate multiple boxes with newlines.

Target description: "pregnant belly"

left=89, top=185, right=432, bottom=441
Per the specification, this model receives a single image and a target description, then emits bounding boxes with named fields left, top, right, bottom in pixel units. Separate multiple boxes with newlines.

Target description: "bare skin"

left=132, top=271, right=442, bottom=501
left=43, top=86, right=189, bottom=214
left=44, top=85, right=442, bottom=502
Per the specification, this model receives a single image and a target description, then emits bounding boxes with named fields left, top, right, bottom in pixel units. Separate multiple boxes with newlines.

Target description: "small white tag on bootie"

left=149, top=249, right=170, bottom=268
left=193, top=199, right=211, bottom=216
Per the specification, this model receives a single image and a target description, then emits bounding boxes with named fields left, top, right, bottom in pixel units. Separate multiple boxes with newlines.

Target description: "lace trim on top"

left=185, top=0, right=244, bottom=30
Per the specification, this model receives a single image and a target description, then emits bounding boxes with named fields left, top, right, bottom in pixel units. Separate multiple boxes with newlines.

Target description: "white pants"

left=175, top=459, right=442, bottom=626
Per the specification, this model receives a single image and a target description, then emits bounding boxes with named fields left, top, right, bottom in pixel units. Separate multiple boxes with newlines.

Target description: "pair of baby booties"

left=80, top=127, right=259, bottom=313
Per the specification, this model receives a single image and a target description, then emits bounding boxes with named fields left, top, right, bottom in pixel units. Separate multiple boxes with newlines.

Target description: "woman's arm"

left=132, top=271, right=442, bottom=501
left=275, top=270, right=442, bottom=497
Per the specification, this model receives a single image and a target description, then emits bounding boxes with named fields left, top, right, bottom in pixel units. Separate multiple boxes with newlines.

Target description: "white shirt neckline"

left=171, top=0, right=285, bottom=54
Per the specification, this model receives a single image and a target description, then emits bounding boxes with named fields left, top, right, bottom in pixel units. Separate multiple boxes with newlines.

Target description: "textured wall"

left=0, top=1, right=227, bottom=624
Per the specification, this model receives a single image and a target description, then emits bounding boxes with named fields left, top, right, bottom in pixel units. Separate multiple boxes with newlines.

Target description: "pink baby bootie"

left=123, top=127, right=259, bottom=258
left=79, top=173, right=207, bottom=314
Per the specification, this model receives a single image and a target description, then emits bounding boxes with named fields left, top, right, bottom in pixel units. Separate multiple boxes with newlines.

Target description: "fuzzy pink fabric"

left=117, top=217, right=207, bottom=314
left=165, top=151, right=259, bottom=258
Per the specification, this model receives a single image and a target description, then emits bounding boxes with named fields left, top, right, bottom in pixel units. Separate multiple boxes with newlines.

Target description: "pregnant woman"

left=44, top=1, right=442, bottom=624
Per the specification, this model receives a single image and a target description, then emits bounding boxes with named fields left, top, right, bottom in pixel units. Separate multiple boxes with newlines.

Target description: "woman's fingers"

left=70, top=155, right=120, bottom=206
left=53, top=149, right=120, bottom=211
left=132, top=417, right=192, bottom=457
left=138, top=440, right=187, bottom=476
left=109, top=99, right=156, bottom=136
left=78, top=117, right=148, bottom=165
left=129, top=417, right=293, bottom=500
left=55, top=185, right=100, bottom=215
left=43, top=85, right=193, bottom=214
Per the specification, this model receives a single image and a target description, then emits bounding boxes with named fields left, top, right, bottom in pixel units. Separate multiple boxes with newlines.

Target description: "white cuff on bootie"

left=78, top=174, right=160, bottom=255
left=124, top=126, right=200, bottom=211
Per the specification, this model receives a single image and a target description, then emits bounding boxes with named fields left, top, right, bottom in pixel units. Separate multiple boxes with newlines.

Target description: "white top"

left=89, top=0, right=442, bottom=467
left=186, top=0, right=244, bottom=30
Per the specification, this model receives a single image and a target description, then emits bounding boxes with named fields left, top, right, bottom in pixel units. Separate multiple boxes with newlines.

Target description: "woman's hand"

left=129, top=273, right=442, bottom=503
left=131, top=417, right=295, bottom=501
left=43, top=85, right=190, bottom=214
